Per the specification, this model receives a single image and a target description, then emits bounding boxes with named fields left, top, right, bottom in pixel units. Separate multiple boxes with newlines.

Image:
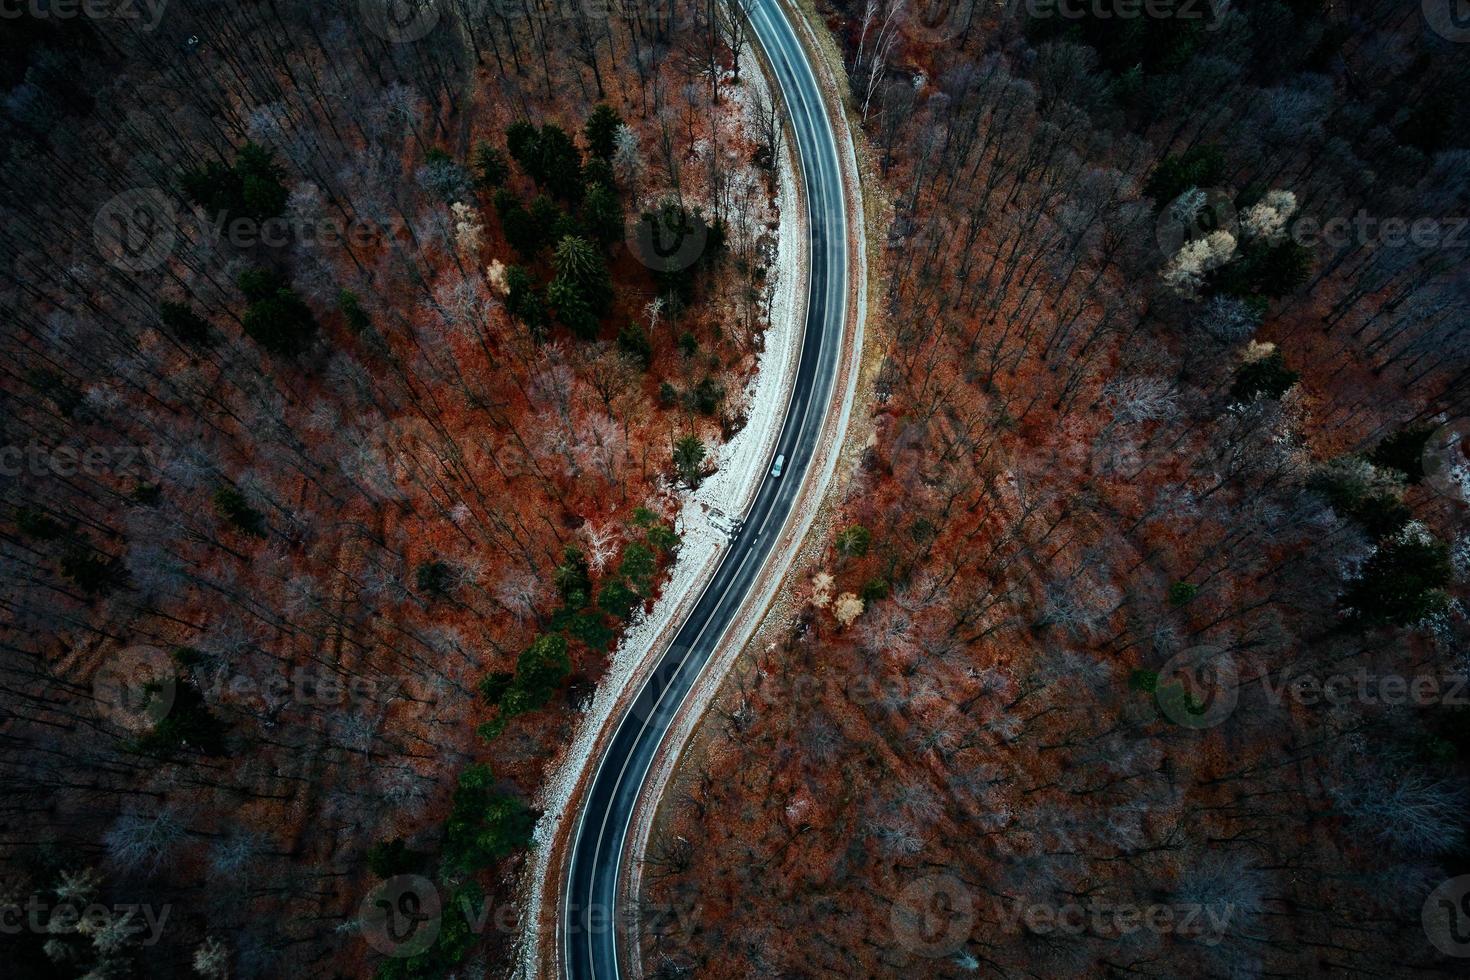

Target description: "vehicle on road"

left=561, top=2, right=852, bottom=977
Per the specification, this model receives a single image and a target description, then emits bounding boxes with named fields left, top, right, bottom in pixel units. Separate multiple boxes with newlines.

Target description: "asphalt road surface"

left=561, top=1, right=850, bottom=976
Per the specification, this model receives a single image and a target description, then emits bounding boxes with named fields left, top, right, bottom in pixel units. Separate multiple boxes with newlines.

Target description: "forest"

left=2, top=1, right=774, bottom=976
left=641, top=0, right=1470, bottom=978
left=4, top=0, right=1470, bottom=977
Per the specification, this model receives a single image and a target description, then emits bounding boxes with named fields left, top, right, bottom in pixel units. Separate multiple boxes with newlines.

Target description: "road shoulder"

left=518, top=22, right=813, bottom=980
left=621, top=1, right=892, bottom=974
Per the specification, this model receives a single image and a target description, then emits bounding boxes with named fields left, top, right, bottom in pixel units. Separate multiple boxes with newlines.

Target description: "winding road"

left=559, top=1, right=853, bottom=977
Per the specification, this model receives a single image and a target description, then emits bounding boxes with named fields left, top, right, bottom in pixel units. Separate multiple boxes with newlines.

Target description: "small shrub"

left=1168, top=581, right=1199, bottom=606
left=1369, top=425, right=1437, bottom=484
left=366, top=838, right=422, bottom=879
left=60, top=545, right=125, bottom=594
left=415, top=561, right=456, bottom=599
left=1129, top=669, right=1160, bottom=693
left=1340, top=528, right=1452, bottom=628
left=1230, top=350, right=1297, bottom=402
left=16, top=506, right=63, bottom=540
left=159, top=301, right=212, bottom=344
left=835, top=525, right=871, bottom=559
left=213, top=487, right=266, bottom=537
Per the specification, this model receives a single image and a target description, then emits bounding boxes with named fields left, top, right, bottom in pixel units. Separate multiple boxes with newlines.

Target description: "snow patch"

left=515, top=56, right=804, bottom=979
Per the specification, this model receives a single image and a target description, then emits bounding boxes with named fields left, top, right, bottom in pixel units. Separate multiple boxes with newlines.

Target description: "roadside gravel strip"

left=618, top=0, right=872, bottom=972
left=530, top=0, right=870, bottom=977
left=515, top=3, right=820, bottom=976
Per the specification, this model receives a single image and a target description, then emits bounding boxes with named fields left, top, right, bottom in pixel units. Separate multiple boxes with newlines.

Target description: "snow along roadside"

left=617, top=1, right=873, bottom=972
left=515, top=53, right=808, bottom=980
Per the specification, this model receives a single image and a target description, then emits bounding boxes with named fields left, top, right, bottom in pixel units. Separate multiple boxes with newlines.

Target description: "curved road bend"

left=560, top=1, right=852, bottom=977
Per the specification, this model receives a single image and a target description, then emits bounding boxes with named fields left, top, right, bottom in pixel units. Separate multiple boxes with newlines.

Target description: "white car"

left=770, top=453, right=785, bottom=478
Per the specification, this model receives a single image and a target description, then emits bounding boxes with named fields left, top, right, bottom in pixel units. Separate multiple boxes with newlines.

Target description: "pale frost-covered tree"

left=451, top=201, right=483, bottom=256
left=1451, top=534, right=1470, bottom=580
left=577, top=414, right=626, bottom=485
left=1201, top=294, right=1262, bottom=342
left=810, top=570, right=834, bottom=609
left=54, top=867, right=101, bottom=904
left=1331, top=768, right=1466, bottom=855
left=379, top=766, right=431, bottom=816
left=105, top=808, right=186, bottom=874
left=497, top=566, right=549, bottom=622
left=433, top=274, right=489, bottom=334
left=834, top=592, right=865, bottom=626
left=1163, top=231, right=1237, bottom=295
left=582, top=521, right=619, bottom=574
left=613, top=123, right=642, bottom=189
left=1242, top=189, right=1297, bottom=241
left=858, top=602, right=913, bottom=658
left=1170, top=186, right=1208, bottom=221
left=1041, top=578, right=1122, bottom=637
left=193, top=937, right=229, bottom=979
left=872, top=821, right=924, bottom=856
left=644, top=295, right=664, bottom=336
left=209, top=828, right=266, bottom=876
left=486, top=259, right=509, bottom=295
left=1241, top=339, right=1276, bottom=363
left=1171, top=850, right=1267, bottom=936
left=80, top=906, right=143, bottom=957
left=852, top=0, right=903, bottom=121
left=1103, top=376, right=1177, bottom=424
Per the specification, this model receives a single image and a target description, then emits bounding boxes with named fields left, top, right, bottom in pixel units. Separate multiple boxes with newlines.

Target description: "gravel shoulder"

left=621, top=0, right=894, bottom=972
left=517, top=31, right=814, bottom=980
